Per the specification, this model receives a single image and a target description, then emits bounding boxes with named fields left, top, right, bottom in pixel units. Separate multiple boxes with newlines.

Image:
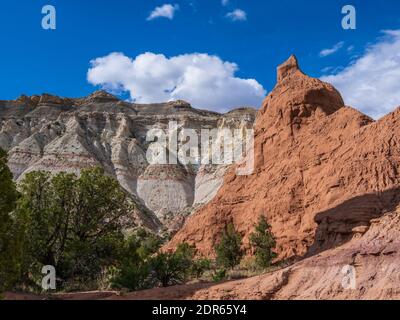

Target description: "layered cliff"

left=0, top=91, right=256, bottom=232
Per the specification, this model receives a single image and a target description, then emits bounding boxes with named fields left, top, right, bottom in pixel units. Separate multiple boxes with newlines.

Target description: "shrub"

left=211, top=269, right=227, bottom=282
left=135, top=228, right=162, bottom=259
left=190, top=258, right=212, bottom=279
left=111, top=229, right=161, bottom=291
left=215, top=223, right=243, bottom=269
left=149, top=243, right=194, bottom=287
left=249, top=215, right=277, bottom=268
left=239, top=256, right=261, bottom=272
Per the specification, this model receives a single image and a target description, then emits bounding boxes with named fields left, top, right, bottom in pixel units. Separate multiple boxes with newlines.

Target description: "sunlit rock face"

left=0, top=90, right=256, bottom=233
left=166, top=55, right=400, bottom=263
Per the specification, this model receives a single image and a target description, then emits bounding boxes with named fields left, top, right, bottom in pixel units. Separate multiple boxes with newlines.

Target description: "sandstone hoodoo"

left=166, top=55, right=400, bottom=265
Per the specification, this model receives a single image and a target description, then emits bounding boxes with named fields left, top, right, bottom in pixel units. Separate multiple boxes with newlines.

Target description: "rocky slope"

left=166, top=55, right=400, bottom=265
left=8, top=206, right=399, bottom=300
left=6, top=207, right=399, bottom=301
left=188, top=209, right=400, bottom=300
left=113, top=207, right=400, bottom=299
left=0, top=91, right=256, bottom=232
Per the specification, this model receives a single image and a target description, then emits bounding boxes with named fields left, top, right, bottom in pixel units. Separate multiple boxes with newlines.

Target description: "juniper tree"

left=215, top=223, right=243, bottom=269
left=16, top=167, right=134, bottom=287
left=0, top=148, right=21, bottom=293
left=249, top=215, right=277, bottom=268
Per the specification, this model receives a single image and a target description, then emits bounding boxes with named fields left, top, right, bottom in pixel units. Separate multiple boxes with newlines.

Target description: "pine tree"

left=215, top=223, right=243, bottom=269
left=249, top=215, right=277, bottom=268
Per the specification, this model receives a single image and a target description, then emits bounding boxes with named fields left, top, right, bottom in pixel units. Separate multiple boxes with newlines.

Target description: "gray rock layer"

left=0, top=91, right=256, bottom=233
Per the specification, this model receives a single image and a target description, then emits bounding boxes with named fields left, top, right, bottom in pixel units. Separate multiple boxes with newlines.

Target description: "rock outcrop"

left=189, top=208, right=400, bottom=300
left=8, top=205, right=400, bottom=301
left=166, top=55, right=400, bottom=263
left=0, top=91, right=256, bottom=233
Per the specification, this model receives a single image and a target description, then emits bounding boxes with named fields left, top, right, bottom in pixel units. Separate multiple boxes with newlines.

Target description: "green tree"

left=215, top=223, right=243, bottom=269
left=249, top=215, right=277, bottom=268
left=0, top=148, right=21, bottom=293
left=63, top=167, right=132, bottom=282
left=16, top=167, right=134, bottom=288
left=17, top=171, right=76, bottom=274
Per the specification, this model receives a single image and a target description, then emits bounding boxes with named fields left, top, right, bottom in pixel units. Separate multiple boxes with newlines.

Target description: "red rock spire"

left=277, top=55, right=302, bottom=83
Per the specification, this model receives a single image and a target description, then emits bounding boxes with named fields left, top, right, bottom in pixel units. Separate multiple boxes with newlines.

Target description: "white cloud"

left=221, top=0, right=229, bottom=6
left=321, top=30, right=400, bottom=119
left=319, top=42, right=345, bottom=57
left=321, top=66, right=333, bottom=73
left=147, top=4, right=179, bottom=21
left=87, top=52, right=266, bottom=112
left=226, top=9, right=247, bottom=22
left=347, top=45, right=355, bottom=53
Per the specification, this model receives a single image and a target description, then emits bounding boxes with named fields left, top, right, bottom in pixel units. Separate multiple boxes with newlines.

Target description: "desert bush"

left=190, top=258, right=212, bottom=279
left=113, top=238, right=213, bottom=290
left=239, top=256, right=262, bottom=272
left=211, top=269, right=227, bottom=282
left=149, top=243, right=194, bottom=287
left=111, top=229, right=161, bottom=291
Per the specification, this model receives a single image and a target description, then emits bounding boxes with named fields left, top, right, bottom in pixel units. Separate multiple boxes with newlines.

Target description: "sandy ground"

left=3, top=282, right=223, bottom=301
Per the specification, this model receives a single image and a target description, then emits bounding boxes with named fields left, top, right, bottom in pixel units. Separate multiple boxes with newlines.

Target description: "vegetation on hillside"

left=0, top=147, right=277, bottom=295
left=0, top=148, right=22, bottom=293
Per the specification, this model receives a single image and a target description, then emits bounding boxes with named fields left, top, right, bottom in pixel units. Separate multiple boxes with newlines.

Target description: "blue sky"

left=1, top=0, right=400, bottom=117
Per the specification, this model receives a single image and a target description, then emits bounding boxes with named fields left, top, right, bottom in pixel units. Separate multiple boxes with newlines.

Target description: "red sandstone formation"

left=166, top=55, right=400, bottom=264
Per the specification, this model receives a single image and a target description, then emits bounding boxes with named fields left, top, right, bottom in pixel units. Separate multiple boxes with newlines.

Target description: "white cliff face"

left=0, top=91, right=256, bottom=233
left=194, top=164, right=228, bottom=205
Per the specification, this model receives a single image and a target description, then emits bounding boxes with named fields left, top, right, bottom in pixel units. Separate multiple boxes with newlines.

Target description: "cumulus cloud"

left=226, top=9, right=247, bottom=22
left=319, top=42, right=344, bottom=57
left=147, top=4, right=179, bottom=21
left=321, top=30, right=400, bottom=119
left=87, top=52, right=266, bottom=112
